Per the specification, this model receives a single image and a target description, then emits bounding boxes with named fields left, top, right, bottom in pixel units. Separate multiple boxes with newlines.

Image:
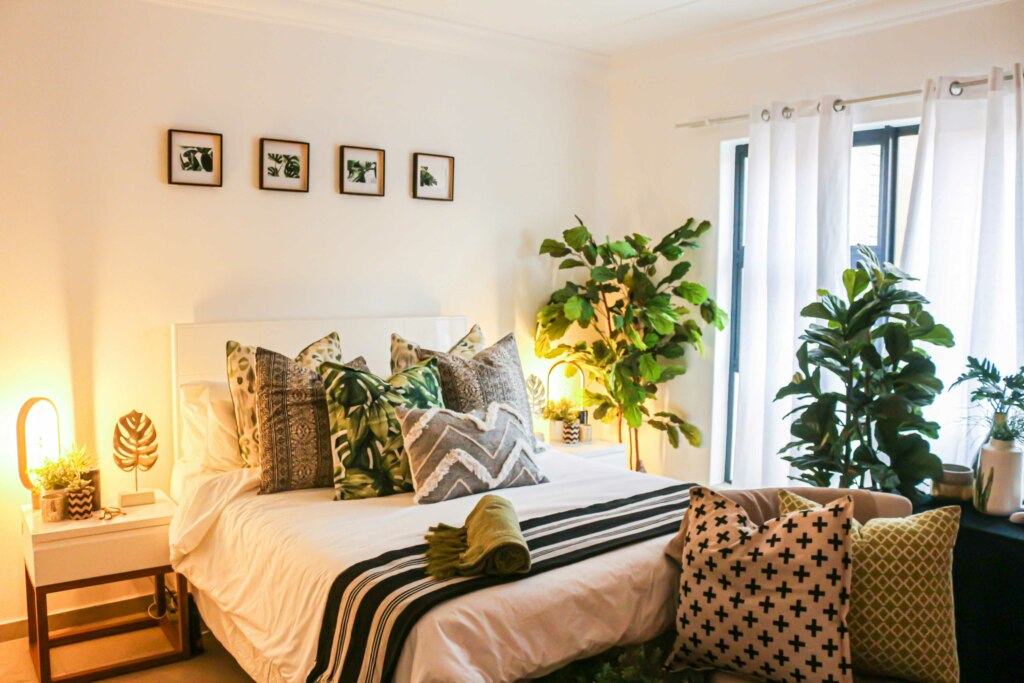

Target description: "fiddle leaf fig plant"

left=776, top=245, right=954, bottom=500
left=536, top=217, right=727, bottom=469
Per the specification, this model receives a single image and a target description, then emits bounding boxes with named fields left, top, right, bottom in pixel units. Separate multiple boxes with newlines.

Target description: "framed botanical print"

left=340, top=146, right=385, bottom=196
left=412, top=153, right=454, bottom=201
left=168, top=129, right=222, bottom=187
left=259, top=138, right=310, bottom=192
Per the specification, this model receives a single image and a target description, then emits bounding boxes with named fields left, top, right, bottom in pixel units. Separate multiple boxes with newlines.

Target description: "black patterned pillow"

left=254, top=347, right=333, bottom=494
left=416, top=333, right=536, bottom=447
left=667, top=486, right=855, bottom=683
left=397, top=403, right=548, bottom=503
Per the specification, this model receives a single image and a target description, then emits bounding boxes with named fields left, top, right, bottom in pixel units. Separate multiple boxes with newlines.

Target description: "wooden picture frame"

left=259, top=138, right=310, bottom=192
left=340, top=146, right=386, bottom=197
left=412, top=153, right=454, bottom=201
left=167, top=129, right=222, bottom=187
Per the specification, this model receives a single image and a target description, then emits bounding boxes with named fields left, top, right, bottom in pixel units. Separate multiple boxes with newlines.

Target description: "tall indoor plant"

left=535, top=217, right=728, bottom=470
left=776, top=246, right=954, bottom=500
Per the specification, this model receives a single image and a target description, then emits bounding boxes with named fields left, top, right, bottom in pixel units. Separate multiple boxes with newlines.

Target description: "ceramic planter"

left=974, top=438, right=1023, bottom=516
left=39, top=490, right=67, bottom=523
left=66, top=487, right=95, bottom=520
left=562, top=422, right=580, bottom=445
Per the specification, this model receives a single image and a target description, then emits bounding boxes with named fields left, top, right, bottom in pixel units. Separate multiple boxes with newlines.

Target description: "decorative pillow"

left=390, top=324, right=485, bottom=374
left=179, top=382, right=244, bottom=472
left=667, top=486, right=854, bottom=683
left=253, top=348, right=333, bottom=494
left=318, top=359, right=444, bottom=500
left=397, top=403, right=548, bottom=504
left=417, top=333, right=535, bottom=446
left=778, top=490, right=960, bottom=683
left=226, top=332, right=344, bottom=468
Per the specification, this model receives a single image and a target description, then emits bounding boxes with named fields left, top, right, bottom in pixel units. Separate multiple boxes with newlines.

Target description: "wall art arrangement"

left=340, top=145, right=385, bottom=196
left=168, top=129, right=223, bottom=187
left=166, top=129, right=454, bottom=200
left=412, top=152, right=454, bottom=201
left=260, top=138, right=310, bottom=192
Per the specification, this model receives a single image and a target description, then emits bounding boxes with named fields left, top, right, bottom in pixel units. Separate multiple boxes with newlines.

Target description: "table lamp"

left=16, top=397, right=61, bottom=509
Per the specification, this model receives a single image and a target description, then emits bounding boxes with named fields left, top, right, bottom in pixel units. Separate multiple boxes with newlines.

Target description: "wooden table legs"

left=24, top=564, right=192, bottom=683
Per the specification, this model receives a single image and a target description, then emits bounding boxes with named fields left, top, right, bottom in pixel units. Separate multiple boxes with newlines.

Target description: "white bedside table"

left=21, top=490, right=191, bottom=683
left=551, top=439, right=629, bottom=469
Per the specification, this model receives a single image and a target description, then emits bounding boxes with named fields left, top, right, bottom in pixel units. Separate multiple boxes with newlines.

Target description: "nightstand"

left=21, top=490, right=191, bottom=683
left=552, top=439, right=629, bottom=469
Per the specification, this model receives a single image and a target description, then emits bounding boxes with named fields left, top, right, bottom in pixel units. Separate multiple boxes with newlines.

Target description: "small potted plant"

left=952, top=358, right=1024, bottom=515
left=31, top=444, right=95, bottom=523
left=543, top=399, right=582, bottom=445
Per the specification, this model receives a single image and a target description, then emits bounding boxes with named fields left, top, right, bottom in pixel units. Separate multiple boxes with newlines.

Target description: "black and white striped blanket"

left=306, top=483, right=693, bottom=683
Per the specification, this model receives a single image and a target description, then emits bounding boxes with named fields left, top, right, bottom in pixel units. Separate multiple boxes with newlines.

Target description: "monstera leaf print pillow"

left=318, top=358, right=444, bottom=500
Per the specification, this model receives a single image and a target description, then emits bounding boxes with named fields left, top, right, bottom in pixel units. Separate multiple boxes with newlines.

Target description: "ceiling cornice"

left=141, top=0, right=609, bottom=76
left=612, top=0, right=1013, bottom=70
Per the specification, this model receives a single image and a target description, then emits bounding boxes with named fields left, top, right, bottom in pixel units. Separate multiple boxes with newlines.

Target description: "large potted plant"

left=535, top=217, right=727, bottom=470
left=951, top=357, right=1024, bottom=515
left=776, top=246, right=954, bottom=501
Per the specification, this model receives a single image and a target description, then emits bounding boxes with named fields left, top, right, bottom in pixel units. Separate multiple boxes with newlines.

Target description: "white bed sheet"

left=170, top=450, right=684, bottom=683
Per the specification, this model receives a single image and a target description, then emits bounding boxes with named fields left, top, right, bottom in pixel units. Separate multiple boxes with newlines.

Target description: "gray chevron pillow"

left=397, top=403, right=548, bottom=504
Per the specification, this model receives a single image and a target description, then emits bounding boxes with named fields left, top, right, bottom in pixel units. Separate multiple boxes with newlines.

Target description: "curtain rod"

left=675, top=73, right=1014, bottom=129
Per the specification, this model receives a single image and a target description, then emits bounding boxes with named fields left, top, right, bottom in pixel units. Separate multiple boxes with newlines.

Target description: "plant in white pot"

left=952, top=357, right=1024, bottom=516
left=31, top=444, right=95, bottom=522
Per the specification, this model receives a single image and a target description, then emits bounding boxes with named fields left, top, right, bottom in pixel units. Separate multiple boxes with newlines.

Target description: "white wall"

left=609, top=0, right=1024, bottom=484
left=0, top=0, right=609, bottom=625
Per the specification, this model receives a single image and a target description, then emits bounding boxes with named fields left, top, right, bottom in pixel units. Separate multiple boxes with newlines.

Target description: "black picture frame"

left=167, top=129, right=222, bottom=187
left=412, top=153, right=454, bottom=201
left=259, top=138, right=310, bottom=193
left=339, top=146, right=386, bottom=197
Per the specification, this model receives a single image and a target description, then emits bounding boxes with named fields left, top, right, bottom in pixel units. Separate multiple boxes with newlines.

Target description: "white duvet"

left=170, top=449, right=685, bottom=683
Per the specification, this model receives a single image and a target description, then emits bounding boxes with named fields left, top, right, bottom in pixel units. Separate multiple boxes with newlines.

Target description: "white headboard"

left=170, top=315, right=467, bottom=464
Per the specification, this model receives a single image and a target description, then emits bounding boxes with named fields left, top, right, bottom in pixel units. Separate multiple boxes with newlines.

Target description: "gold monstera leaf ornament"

left=113, top=410, right=159, bottom=491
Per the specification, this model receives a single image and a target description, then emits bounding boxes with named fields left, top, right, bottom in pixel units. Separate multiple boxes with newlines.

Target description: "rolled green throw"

left=425, top=494, right=531, bottom=580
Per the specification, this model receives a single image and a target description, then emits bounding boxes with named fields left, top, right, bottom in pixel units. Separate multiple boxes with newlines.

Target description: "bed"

left=167, top=316, right=688, bottom=683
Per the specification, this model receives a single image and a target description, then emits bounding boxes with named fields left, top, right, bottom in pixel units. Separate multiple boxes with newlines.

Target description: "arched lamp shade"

left=17, top=397, right=61, bottom=508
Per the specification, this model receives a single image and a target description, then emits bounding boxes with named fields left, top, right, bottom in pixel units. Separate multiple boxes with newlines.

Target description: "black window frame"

left=721, top=124, right=919, bottom=483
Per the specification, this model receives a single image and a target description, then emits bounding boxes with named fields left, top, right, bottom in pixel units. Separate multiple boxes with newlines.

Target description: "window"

left=722, top=125, right=918, bottom=483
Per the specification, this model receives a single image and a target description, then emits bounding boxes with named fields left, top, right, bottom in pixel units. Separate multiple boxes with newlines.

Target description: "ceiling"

left=339, top=0, right=865, bottom=55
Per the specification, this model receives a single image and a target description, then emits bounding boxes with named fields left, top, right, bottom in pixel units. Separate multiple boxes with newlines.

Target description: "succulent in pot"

left=30, top=444, right=96, bottom=522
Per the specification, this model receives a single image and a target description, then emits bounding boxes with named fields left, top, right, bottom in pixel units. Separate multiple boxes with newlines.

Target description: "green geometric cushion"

left=779, top=490, right=960, bottom=683
left=319, top=359, right=444, bottom=500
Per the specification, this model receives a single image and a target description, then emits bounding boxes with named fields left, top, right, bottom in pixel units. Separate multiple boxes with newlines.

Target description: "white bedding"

left=170, top=449, right=685, bottom=683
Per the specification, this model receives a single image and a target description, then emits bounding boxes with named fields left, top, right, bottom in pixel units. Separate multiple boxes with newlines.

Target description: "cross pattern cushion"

left=779, top=490, right=960, bottom=683
left=667, top=486, right=855, bottom=683
left=390, top=324, right=485, bottom=374
left=397, top=403, right=548, bottom=503
left=318, top=358, right=445, bottom=500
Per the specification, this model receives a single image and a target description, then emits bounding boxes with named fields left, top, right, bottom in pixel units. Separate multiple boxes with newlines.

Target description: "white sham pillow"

left=179, top=382, right=245, bottom=472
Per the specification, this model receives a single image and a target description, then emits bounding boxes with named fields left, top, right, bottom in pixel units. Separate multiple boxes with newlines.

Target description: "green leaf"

left=842, top=268, right=870, bottom=301
left=540, top=239, right=570, bottom=257
left=639, top=354, right=662, bottom=383
left=623, top=404, right=643, bottom=428
left=591, top=266, right=616, bottom=282
left=563, top=225, right=593, bottom=251
left=558, top=258, right=586, bottom=270
left=607, top=240, right=637, bottom=259
left=563, top=295, right=594, bottom=322
left=674, top=282, right=708, bottom=305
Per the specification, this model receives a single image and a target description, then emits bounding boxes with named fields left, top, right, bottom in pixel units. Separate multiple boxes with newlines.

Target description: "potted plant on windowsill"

left=952, top=358, right=1024, bottom=516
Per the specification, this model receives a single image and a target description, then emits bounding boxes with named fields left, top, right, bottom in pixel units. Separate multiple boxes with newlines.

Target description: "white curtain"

left=901, top=64, right=1024, bottom=465
left=732, top=99, right=853, bottom=489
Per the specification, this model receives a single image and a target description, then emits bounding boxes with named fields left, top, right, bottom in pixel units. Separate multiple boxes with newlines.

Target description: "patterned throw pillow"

left=397, top=403, right=548, bottom=504
left=254, top=348, right=333, bottom=494
left=226, top=332, right=344, bottom=468
left=318, top=359, right=444, bottom=500
left=390, top=324, right=485, bottom=374
left=778, top=490, right=960, bottom=683
left=417, top=333, right=535, bottom=446
left=667, top=486, right=855, bottom=683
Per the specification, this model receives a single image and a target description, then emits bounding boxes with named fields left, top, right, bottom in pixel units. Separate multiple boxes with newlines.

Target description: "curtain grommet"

left=760, top=108, right=771, bottom=122
left=833, top=101, right=846, bottom=113
left=949, top=81, right=964, bottom=96
left=782, top=107, right=794, bottom=119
